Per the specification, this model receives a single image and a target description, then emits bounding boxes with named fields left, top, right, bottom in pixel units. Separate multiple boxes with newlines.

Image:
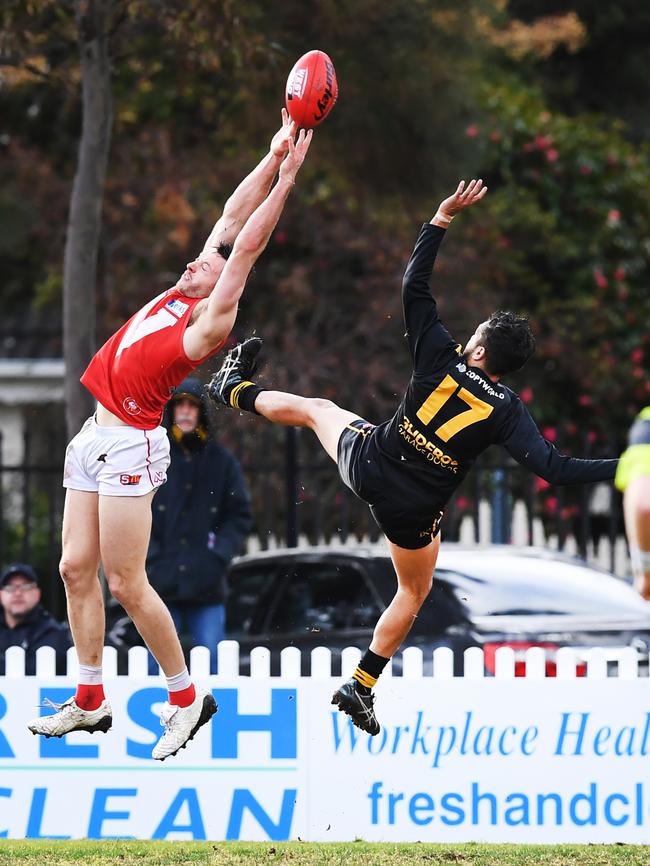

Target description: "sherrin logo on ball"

left=285, top=50, right=338, bottom=129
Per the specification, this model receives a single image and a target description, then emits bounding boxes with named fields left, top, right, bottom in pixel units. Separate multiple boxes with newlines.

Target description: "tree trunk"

left=63, top=0, right=113, bottom=441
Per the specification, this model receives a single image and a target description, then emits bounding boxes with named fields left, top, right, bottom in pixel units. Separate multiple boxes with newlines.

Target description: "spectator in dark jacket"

left=146, top=377, right=252, bottom=672
left=0, top=563, right=72, bottom=675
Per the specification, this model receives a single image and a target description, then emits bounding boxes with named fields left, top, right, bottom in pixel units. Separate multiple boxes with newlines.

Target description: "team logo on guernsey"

left=122, top=396, right=142, bottom=415
left=165, top=298, right=190, bottom=317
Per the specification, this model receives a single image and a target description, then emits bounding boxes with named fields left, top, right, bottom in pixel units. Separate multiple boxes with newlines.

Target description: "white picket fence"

left=246, top=496, right=631, bottom=578
left=0, top=641, right=644, bottom=680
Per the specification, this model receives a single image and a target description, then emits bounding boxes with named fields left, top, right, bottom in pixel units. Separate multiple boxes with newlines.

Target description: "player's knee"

left=405, top=577, right=433, bottom=606
left=306, top=397, right=337, bottom=420
left=105, top=571, right=141, bottom=608
left=59, top=557, right=94, bottom=593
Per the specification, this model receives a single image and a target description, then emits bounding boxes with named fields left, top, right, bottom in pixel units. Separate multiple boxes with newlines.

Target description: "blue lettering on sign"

left=570, top=783, right=597, bottom=826
left=0, top=788, right=11, bottom=838
left=152, top=788, right=206, bottom=840
left=365, top=781, right=646, bottom=828
left=556, top=712, right=589, bottom=755
left=126, top=688, right=167, bottom=759
left=212, top=689, right=296, bottom=759
left=331, top=714, right=360, bottom=752
left=88, top=789, right=137, bottom=840
left=604, top=793, right=629, bottom=827
left=331, top=710, right=539, bottom=767
left=440, top=792, right=464, bottom=826
left=0, top=693, right=14, bottom=758
left=226, top=788, right=297, bottom=841
left=39, top=689, right=98, bottom=759
left=368, top=782, right=383, bottom=824
left=472, top=783, right=498, bottom=825
left=409, top=792, right=435, bottom=825
left=504, top=793, right=530, bottom=826
left=26, top=788, right=71, bottom=839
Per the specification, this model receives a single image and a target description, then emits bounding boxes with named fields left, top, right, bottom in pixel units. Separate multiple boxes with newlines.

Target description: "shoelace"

left=354, top=685, right=375, bottom=706
left=159, top=704, right=179, bottom=730
left=37, top=697, right=75, bottom=712
left=212, top=346, right=242, bottom=397
left=354, top=690, right=377, bottom=726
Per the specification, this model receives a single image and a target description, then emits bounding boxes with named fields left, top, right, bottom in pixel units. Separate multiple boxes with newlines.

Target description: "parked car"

left=225, top=544, right=650, bottom=676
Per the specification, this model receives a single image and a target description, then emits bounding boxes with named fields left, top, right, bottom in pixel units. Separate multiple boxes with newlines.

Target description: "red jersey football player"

left=28, top=114, right=313, bottom=759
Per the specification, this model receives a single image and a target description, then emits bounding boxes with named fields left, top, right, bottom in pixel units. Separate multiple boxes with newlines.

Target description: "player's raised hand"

left=270, top=108, right=297, bottom=158
left=436, top=179, right=488, bottom=219
left=279, top=128, right=313, bottom=184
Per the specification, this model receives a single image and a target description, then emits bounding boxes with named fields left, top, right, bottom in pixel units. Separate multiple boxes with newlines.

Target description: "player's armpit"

left=201, top=216, right=241, bottom=256
left=183, top=303, right=237, bottom=362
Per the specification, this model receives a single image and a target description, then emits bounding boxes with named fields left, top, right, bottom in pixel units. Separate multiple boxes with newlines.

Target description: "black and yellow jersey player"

left=208, top=178, right=619, bottom=736
left=616, top=407, right=650, bottom=599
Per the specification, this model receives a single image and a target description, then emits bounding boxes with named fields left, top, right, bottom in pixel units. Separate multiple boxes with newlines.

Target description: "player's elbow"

left=233, top=231, right=265, bottom=257
left=221, top=198, right=246, bottom=230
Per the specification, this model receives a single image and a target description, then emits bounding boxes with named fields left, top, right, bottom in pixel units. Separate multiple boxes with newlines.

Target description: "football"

left=285, top=50, right=338, bottom=129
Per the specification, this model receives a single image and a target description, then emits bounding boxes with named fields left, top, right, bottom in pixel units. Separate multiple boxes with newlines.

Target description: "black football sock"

left=229, top=382, right=264, bottom=415
left=353, top=649, right=390, bottom=694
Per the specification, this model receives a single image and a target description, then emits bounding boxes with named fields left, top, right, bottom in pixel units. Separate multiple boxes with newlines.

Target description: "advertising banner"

left=0, top=676, right=648, bottom=842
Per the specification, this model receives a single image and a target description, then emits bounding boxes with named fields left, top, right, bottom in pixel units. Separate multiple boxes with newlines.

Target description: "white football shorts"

left=63, top=416, right=170, bottom=497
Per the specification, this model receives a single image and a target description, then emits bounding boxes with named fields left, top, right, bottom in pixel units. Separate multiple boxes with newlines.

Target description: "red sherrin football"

left=285, top=50, right=338, bottom=129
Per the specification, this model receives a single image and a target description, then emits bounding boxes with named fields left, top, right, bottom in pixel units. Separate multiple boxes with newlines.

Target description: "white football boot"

left=152, top=687, right=217, bottom=761
left=28, top=697, right=113, bottom=738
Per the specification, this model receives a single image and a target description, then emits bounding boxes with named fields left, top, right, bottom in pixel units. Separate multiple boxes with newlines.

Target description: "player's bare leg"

left=28, top=489, right=113, bottom=738
left=256, top=392, right=360, bottom=460
left=371, top=536, right=440, bottom=657
left=100, top=491, right=217, bottom=760
left=59, top=490, right=103, bottom=666
left=331, top=535, right=440, bottom=736
left=208, top=337, right=360, bottom=458
left=99, top=491, right=186, bottom=676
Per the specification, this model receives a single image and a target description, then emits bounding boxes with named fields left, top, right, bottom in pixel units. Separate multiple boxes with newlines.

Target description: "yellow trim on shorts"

left=345, top=422, right=371, bottom=437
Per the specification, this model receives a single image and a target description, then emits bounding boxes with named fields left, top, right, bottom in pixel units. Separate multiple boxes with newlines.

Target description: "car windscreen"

left=433, top=556, right=650, bottom=618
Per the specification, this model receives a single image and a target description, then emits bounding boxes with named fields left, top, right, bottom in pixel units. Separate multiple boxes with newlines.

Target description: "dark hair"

left=216, top=241, right=232, bottom=260
left=479, top=311, right=535, bottom=376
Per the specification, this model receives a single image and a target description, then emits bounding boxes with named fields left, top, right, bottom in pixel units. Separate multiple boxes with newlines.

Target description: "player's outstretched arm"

left=501, top=399, right=618, bottom=485
left=403, top=179, right=487, bottom=373
left=185, top=129, right=313, bottom=359
left=430, top=178, right=488, bottom=228
left=200, top=109, right=297, bottom=254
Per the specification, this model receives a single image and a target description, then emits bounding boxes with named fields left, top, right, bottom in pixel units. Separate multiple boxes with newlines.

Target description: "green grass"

left=0, top=841, right=648, bottom=866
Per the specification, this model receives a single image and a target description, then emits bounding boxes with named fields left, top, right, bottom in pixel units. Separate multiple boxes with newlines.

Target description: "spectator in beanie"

left=0, top=563, right=72, bottom=675
left=146, top=377, right=252, bottom=672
